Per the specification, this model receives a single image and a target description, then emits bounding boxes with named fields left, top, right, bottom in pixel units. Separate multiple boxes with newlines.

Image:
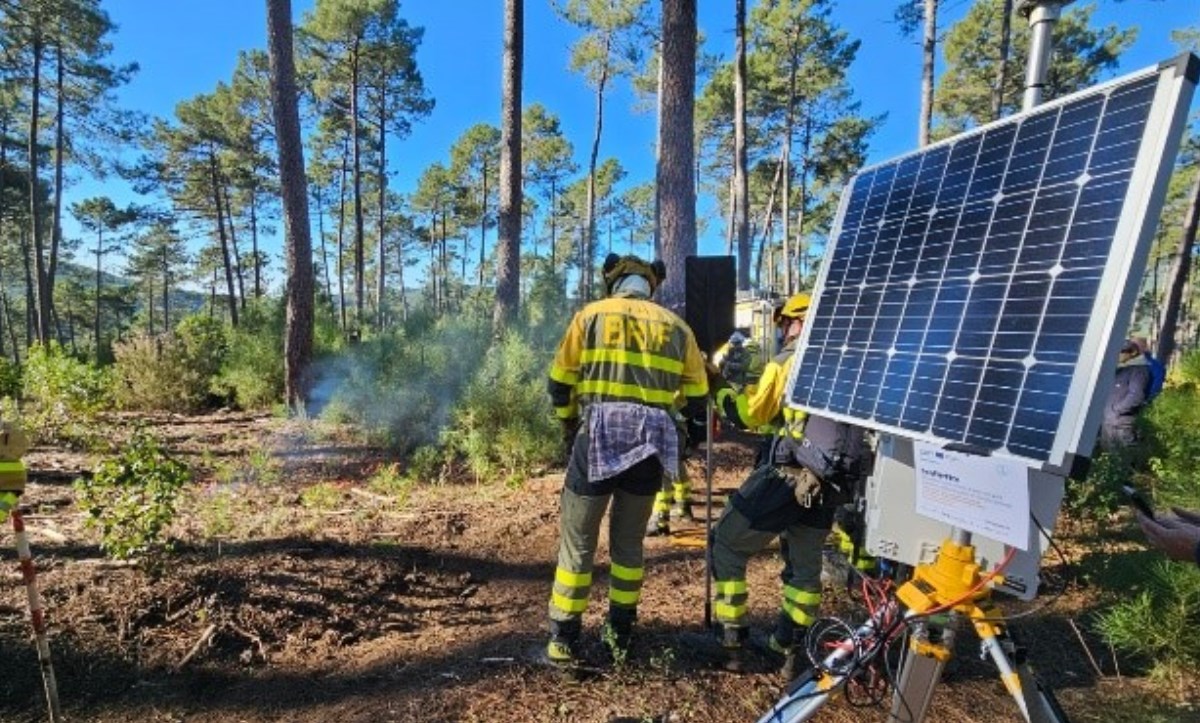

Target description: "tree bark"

left=336, top=138, right=349, bottom=332
left=50, top=38, right=65, bottom=293
left=209, top=151, right=240, bottom=327
left=919, top=0, right=938, bottom=147
left=350, top=39, right=365, bottom=330
left=1157, top=169, right=1200, bottom=365
left=267, top=0, right=315, bottom=409
left=28, top=31, right=51, bottom=345
left=376, top=83, right=388, bottom=330
left=657, top=0, right=697, bottom=310
left=733, top=0, right=750, bottom=290
left=754, top=148, right=786, bottom=288
left=492, top=0, right=524, bottom=337
left=582, top=36, right=610, bottom=303
left=991, top=0, right=1014, bottom=121
left=222, top=183, right=247, bottom=309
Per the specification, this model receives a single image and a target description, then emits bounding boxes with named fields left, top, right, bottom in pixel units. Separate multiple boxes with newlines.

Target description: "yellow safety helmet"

left=774, top=292, right=812, bottom=324
left=601, top=253, right=666, bottom=295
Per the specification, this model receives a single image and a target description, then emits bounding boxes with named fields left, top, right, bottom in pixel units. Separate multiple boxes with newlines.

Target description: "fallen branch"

left=1068, top=617, right=1103, bottom=677
left=348, top=487, right=395, bottom=504
left=175, top=623, right=218, bottom=672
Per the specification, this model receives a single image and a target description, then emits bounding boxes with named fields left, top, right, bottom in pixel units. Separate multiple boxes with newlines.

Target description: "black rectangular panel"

left=684, top=256, right=736, bottom=356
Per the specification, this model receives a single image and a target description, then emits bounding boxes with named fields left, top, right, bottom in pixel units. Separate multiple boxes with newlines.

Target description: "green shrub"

left=75, top=430, right=190, bottom=560
left=300, top=482, right=342, bottom=510
left=22, top=343, right=110, bottom=444
left=442, top=333, right=559, bottom=482
left=1097, top=560, right=1200, bottom=680
left=367, top=463, right=413, bottom=505
left=112, top=316, right=228, bottom=412
left=1064, top=450, right=1129, bottom=521
left=1143, top=377, right=1200, bottom=510
left=218, top=300, right=284, bottom=409
left=0, top=357, right=22, bottom=399
left=313, top=316, right=491, bottom=453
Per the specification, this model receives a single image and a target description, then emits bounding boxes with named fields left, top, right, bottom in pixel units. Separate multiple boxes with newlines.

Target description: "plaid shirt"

left=586, top=401, right=680, bottom=482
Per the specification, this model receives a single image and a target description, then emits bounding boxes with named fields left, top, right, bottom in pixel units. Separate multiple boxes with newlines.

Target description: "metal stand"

left=754, top=529, right=1067, bottom=723
left=703, top=397, right=714, bottom=628
left=1017, top=0, right=1075, bottom=110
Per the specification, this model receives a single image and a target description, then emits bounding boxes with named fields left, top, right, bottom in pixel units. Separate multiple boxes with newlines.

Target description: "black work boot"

left=768, top=612, right=809, bottom=681
left=603, top=608, right=636, bottom=662
left=547, top=618, right=581, bottom=666
left=717, top=623, right=749, bottom=672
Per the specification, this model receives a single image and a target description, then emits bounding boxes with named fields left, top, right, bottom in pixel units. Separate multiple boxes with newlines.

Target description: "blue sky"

left=82, top=0, right=1200, bottom=275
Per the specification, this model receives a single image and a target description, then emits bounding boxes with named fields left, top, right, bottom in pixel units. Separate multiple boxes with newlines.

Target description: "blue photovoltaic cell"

left=789, top=72, right=1163, bottom=462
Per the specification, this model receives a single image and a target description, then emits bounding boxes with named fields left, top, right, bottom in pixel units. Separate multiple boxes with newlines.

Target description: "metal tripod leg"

left=889, top=621, right=955, bottom=723
left=703, top=399, right=713, bottom=629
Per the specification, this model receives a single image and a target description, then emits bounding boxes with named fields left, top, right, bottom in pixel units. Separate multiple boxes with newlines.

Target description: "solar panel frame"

left=786, top=55, right=1198, bottom=475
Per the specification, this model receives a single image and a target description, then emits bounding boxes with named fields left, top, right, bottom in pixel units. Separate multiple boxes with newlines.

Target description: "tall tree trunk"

left=49, top=38, right=65, bottom=292
left=161, top=249, right=170, bottom=330
left=314, top=185, right=333, bottom=307
left=0, top=281, right=18, bottom=364
left=376, top=84, right=388, bottom=331
left=222, top=184, right=247, bottom=308
left=582, top=36, right=610, bottom=303
left=753, top=147, right=787, bottom=288
left=396, top=238, right=408, bottom=323
left=794, top=114, right=812, bottom=287
left=919, top=0, right=938, bottom=147
left=94, top=231, right=103, bottom=355
left=268, top=0, right=315, bottom=409
left=782, top=36, right=799, bottom=296
left=28, top=31, right=51, bottom=345
left=147, top=277, right=155, bottom=336
left=1158, top=170, right=1200, bottom=365
left=210, top=151, right=239, bottom=326
left=350, top=40, right=365, bottom=330
left=549, top=179, right=557, bottom=269
left=493, top=0, right=524, bottom=336
left=478, top=157, right=488, bottom=290
left=21, top=228, right=35, bottom=348
left=657, top=0, right=697, bottom=310
left=336, top=138, right=349, bottom=332
left=991, top=0, right=1015, bottom=121
left=250, top=187, right=262, bottom=298
left=733, top=0, right=750, bottom=290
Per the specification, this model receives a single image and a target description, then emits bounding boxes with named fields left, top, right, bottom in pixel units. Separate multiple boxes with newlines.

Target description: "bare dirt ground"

left=1, top=411, right=1197, bottom=723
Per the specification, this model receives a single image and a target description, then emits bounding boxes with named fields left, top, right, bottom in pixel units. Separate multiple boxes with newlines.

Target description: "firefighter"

left=546, top=253, right=709, bottom=665
left=645, top=395, right=697, bottom=538
left=709, top=293, right=872, bottom=676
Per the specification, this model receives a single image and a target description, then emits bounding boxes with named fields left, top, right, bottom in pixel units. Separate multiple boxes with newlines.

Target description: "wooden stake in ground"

left=12, top=508, right=63, bottom=723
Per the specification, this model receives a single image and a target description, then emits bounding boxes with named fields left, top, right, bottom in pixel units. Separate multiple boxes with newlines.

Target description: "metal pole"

left=703, top=397, right=714, bottom=629
left=12, top=509, right=63, bottom=723
left=1020, top=1, right=1073, bottom=112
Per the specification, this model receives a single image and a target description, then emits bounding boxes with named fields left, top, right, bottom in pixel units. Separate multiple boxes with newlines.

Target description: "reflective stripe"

left=714, top=601, right=747, bottom=622
left=549, top=365, right=578, bottom=385
left=715, top=580, right=747, bottom=595
left=610, top=563, right=644, bottom=582
left=653, top=491, right=671, bottom=513
left=576, top=380, right=677, bottom=406
left=783, top=586, right=821, bottom=606
left=556, top=568, right=593, bottom=588
left=781, top=599, right=816, bottom=626
left=609, top=588, right=640, bottom=606
left=554, top=405, right=577, bottom=419
left=552, top=592, right=589, bottom=614
left=581, top=348, right=684, bottom=375
left=681, top=380, right=707, bottom=397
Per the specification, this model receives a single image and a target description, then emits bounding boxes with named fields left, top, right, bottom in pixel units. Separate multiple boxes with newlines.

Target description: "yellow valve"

left=909, top=636, right=953, bottom=663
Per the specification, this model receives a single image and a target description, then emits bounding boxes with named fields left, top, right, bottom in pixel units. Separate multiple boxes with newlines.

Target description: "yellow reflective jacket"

left=717, top=340, right=806, bottom=435
left=547, top=294, right=709, bottom=421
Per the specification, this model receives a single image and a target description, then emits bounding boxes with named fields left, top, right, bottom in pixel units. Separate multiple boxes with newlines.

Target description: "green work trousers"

left=549, top=485, right=657, bottom=627
left=711, top=505, right=828, bottom=630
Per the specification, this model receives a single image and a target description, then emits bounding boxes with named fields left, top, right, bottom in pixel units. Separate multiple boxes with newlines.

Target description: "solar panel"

left=787, top=55, right=1198, bottom=472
